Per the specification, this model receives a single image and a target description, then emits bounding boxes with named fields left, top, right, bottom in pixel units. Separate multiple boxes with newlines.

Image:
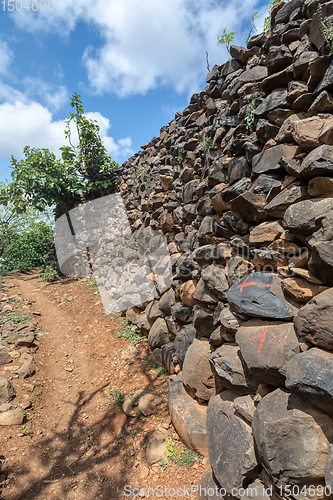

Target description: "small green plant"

left=263, top=0, right=290, bottom=31
left=130, top=429, right=138, bottom=438
left=128, top=392, right=140, bottom=407
left=318, top=5, right=333, bottom=55
left=30, top=384, right=43, bottom=403
left=202, top=137, right=212, bottom=154
left=153, top=364, right=167, bottom=378
left=176, top=447, right=199, bottom=468
left=246, top=11, right=260, bottom=43
left=217, top=29, right=235, bottom=55
left=166, top=438, right=199, bottom=468
left=159, top=458, right=168, bottom=471
left=166, top=437, right=180, bottom=462
left=87, top=276, right=98, bottom=290
left=245, top=96, right=259, bottom=131
left=0, top=311, right=30, bottom=336
left=115, top=316, right=147, bottom=346
left=108, top=388, right=125, bottom=407
left=37, top=331, right=49, bottom=336
left=40, top=263, right=61, bottom=282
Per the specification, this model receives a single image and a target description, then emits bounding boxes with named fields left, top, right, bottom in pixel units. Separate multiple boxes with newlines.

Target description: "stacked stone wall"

left=114, top=0, right=333, bottom=495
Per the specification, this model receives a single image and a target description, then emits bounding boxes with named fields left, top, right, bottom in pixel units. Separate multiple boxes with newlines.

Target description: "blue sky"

left=0, top=0, right=269, bottom=184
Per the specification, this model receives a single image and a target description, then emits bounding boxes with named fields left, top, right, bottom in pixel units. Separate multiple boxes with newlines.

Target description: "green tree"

left=0, top=222, right=52, bottom=275
left=6, top=93, right=119, bottom=217
left=0, top=181, right=53, bottom=256
left=0, top=182, right=54, bottom=274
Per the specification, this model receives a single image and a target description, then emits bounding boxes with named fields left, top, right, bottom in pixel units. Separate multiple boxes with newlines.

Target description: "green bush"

left=0, top=222, right=52, bottom=275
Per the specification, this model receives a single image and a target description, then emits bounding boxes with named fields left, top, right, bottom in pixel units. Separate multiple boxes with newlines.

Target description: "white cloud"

left=0, top=101, right=133, bottom=163
left=10, top=0, right=263, bottom=97
left=0, top=101, right=65, bottom=156
left=0, top=40, right=13, bottom=76
left=23, top=77, right=68, bottom=112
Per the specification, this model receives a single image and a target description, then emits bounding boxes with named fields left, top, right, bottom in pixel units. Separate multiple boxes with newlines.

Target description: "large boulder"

left=286, top=348, right=333, bottom=417
left=201, top=265, right=229, bottom=301
left=236, top=319, right=300, bottom=386
left=299, top=145, right=333, bottom=178
left=308, top=241, right=333, bottom=286
left=228, top=272, right=295, bottom=320
left=148, top=318, right=171, bottom=349
left=209, top=343, right=258, bottom=395
left=192, top=305, right=216, bottom=337
left=168, top=373, right=208, bottom=456
left=252, top=389, right=333, bottom=489
left=206, top=392, right=259, bottom=494
left=182, top=339, right=216, bottom=402
left=294, top=288, right=333, bottom=350
left=284, top=198, right=333, bottom=247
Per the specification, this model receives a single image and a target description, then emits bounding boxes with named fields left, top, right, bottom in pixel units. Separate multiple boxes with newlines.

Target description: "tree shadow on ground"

left=3, top=380, right=150, bottom=499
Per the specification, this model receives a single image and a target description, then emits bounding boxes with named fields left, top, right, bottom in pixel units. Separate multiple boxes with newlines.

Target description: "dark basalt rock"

left=252, top=389, right=333, bottom=488
left=254, top=89, right=288, bottom=118
left=182, top=338, right=217, bottom=401
left=174, top=324, right=197, bottom=367
left=236, top=319, right=300, bottom=386
left=193, top=304, right=216, bottom=337
left=284, top=198, right=333, bottom=247
left=227, top=156, right=251, bottom=185
left=228, top=272, right=295, bottom=320
left=206, top=392, right=259, bottom=493
left=294, top=288, right=333, bottom=350
left=171, top=302, right=192, bottom=324
left=300, top=145, right=333, bottom=179
left=308, top=241, right=333, bottom=286
left=209, top=343, right=258, bottom=395
left=251, top=144, right=298, bottom=178
left=286, top=347, right=333, bottom=417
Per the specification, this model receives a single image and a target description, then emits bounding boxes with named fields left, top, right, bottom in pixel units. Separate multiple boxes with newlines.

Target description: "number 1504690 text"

left=2, top=0, right=54, bottom=11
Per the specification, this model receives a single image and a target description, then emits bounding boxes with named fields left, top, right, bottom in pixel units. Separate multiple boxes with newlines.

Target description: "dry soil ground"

left=0, top=270, right=208, bottom=500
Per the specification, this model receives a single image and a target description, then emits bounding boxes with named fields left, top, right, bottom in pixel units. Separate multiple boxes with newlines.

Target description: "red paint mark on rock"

left=237, top=275, right=272, bottom=293
left=243, top=327, right=289, bottom=358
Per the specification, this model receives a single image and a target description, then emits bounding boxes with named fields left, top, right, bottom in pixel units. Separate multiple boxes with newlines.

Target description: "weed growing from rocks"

left=114, top=316, right=147, bottom=346
left=318, top=4, right=333, bottom=55
left=245, top=96, right=259, bottom=131
left=107, top=388, right=125, bottom=407
left=40, top=264, right=62, bottom=282
left=166, top=438, right=199, bottom=468
left=217, top=29, right=235, bottom=55
left=153, top=363, right=167, bottom=378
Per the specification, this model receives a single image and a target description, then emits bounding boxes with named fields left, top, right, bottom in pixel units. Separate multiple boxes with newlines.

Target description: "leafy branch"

left=217, top=29, right=235, bottom=55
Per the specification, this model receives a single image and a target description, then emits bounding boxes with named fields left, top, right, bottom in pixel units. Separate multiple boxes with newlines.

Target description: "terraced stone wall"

left=117, top=0, right=333, bottom=495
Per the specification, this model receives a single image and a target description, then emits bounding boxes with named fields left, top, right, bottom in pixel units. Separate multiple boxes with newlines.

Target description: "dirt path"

left=0, top=272, right=207, bottom=500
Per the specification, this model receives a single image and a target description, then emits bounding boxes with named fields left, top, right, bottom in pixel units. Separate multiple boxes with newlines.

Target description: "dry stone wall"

left=117, top=0, right=333, bottom=496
